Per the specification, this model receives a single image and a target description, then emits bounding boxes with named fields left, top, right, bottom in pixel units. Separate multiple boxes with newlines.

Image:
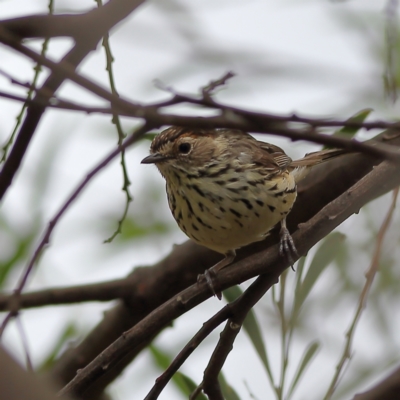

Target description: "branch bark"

left=0, top=0, right=146, bottom=200
left=56, top=134, right=400, bottom=398
left=353, top=365, right=400, bottom=400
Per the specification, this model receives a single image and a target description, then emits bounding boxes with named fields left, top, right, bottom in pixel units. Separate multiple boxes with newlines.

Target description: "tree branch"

left=58, top=148, right=400, bottom=398
left=353, top=365, right=400, bottom=400
left=0, top=0, right=146, bottom=200
left=41, top=131, right=398, bottom=396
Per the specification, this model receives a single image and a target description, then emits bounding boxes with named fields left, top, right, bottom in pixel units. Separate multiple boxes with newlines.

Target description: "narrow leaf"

left=149, top=346, right=207, bottom=399
left=219, top=372, right=242, bottom=400
left=224, top=286, right=275, bottom=384
left=295, top=232, right=346, bottom=313
left=333, top=108, right=373, bottom=137
left=287, top=340, right=320, bottom=397
left=38, top=324, right=78, bottom=371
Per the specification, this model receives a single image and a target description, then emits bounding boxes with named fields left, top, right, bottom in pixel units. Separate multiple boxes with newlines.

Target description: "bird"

left=141, top=126, right=345, bottom=297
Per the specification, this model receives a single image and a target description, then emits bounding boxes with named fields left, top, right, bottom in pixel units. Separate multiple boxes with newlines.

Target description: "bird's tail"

left=290, top=148, right=346, bottom=182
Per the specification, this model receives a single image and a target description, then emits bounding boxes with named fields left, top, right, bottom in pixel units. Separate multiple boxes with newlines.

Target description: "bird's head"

left=141, top=126, right=244, bottom=175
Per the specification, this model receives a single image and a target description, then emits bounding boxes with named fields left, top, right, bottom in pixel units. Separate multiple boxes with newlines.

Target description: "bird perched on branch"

left=142, top=126, right=345, bottom=297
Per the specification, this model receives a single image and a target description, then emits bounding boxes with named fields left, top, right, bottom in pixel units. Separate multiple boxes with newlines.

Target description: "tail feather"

left=290, top=148, right=345, bottom=168
left=290, top=148, right=346, bottom=182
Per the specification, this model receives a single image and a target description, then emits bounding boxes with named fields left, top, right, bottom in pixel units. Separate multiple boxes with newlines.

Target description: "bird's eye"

left=178, top=142, right=191, bottom=154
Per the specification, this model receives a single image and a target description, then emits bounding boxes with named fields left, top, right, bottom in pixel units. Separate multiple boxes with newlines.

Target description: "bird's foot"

left=197, top=270, right=222, bottom=300
left=279, top=225, right=298, bottom=269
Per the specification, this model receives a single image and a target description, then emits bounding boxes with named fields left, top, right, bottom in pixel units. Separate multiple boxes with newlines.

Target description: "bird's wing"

left=256, top=141, right=293, bottom=169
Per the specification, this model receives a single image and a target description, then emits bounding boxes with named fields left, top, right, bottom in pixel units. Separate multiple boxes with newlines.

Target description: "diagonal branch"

left=46, top=132, right=400, bottom=396
left=58, top=151, right=400, bottom=398
left=0, top=31, right=399, bottom=164
left=0, top=124, right=152, bottom=337
left=0, top=0, right=146, bottom=200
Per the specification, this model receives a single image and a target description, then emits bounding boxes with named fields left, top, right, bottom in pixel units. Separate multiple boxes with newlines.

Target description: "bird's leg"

left=279, top=217, right=298, bottom=268
left=198, top=250, right=236, bottom=300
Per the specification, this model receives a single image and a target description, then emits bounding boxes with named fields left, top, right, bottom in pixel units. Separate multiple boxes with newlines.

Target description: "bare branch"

left=58, top=152, right=400, bottom=398
left=0, top=124, right=152, bottom=337
left=353, top=365, right=400, bottom=400
left=45, top=131, right=400, bottom=393
left=324, top=188, right=399, bottom=399
left=0, top=0, right=146, bottom=201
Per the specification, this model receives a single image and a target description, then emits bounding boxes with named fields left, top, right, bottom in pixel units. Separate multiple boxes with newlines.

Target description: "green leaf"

left=142, top=132, right=158, bottom=141
left=0, top=233, right=35, bottom=288
left=116, top=218, right=170, bottom=241
left=223, top=286, right=275, bottom=384
left=38, top=324, right=78, bottom=371
left=222, top=286, right=242, bottom=302
left=219, top=372, right=242, bottom=400
left=287, top=340, right=320, bottom=397
left=333, top=108, right=373, bottom=137
left=294, top=232, right=346, bottom=314
left=176, top=373, right=207, bottom=400
left=149, top=346, right=207, bottom=399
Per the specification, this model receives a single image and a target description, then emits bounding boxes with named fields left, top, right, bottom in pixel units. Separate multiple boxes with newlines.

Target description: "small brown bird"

left=142, top=126, right=344, bottom=296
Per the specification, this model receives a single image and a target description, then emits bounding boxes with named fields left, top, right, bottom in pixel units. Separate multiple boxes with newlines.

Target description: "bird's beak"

left=141, top=153, right=169, bottom=164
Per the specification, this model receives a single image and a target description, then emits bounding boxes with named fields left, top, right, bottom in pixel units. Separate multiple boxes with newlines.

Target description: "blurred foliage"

left=150, top=345, right=208, bottom=400
left=117, top=216, right=171, bottom=242
left=38, top=323, right=78, bottom=372
left=0, top=1, right=399, bottom=400
left=0, top=217, right=37, bottom=288
left=331, top=108, right=373, bottom=139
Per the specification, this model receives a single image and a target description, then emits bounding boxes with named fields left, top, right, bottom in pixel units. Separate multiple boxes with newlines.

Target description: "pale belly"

left=166, top=171, right=297, bottom=255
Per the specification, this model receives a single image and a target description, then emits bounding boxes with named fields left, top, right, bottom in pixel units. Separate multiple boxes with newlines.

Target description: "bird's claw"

left=197, top=270, right=222, bottom=300
left=279, top=226, right=298, bottom=268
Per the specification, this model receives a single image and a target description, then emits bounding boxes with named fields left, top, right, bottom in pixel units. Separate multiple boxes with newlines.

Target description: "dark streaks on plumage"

left=268, top=205, right=276, bottom=212
left=192, top=223, right=199, bottom=231
left=173, top=172, right=181, bottom=184
left=196, top=216, right=213, bottom=230
left=255, top=199, right=264, bottom=207
left=285, top=187, right=296, bottom=194
left=183, top=197, right=194, bottom=217
left=229, top=208, right=242, bottom=218
left=234, top=219, right=243, bottom=228
left=192, top=184, right=206, bottom=197
left=239, top=198, right=253, bottom=210
left=207, top=165, right=230, bottom=178
left=248, top=179, right=264, bottom=187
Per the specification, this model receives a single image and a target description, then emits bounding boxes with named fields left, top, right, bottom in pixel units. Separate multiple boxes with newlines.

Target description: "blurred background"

left=0, top=0, right=399, bottom=399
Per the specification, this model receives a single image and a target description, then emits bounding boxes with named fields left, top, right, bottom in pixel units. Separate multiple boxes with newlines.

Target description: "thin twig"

left=277, top=270, right=288, bottom=400
left=56, top=158, right=400, bottom=398
left=384, top=0, right=399, bottom=102
left=0, top=29, right=399, bottom=160
left=15, top=314, right=33, bottom=371
left=201, top=71, right=235, bottom=99
left=1, top=0, right=54, bottom=163
left=324, top=187, right=399, bottom=399
left=144, top=305, right=234, bottom=400
left=0, top=124, right=152, bottom=337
